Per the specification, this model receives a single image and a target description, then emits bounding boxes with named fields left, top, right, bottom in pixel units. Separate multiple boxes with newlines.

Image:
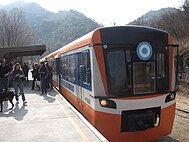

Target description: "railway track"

left=176, top=108, right=189, bottom=119
left=176, top=108, right=189, bottom=114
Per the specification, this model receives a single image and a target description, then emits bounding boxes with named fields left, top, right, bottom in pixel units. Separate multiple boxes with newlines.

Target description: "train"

left=40, top=26, right=179, bottom=142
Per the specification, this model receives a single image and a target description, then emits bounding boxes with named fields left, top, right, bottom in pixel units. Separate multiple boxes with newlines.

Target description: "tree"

left=177, top=0, right=189, bottom=38
left=150, top=0, right=189, bottom=42
left=0, top=8, right=35, bottom=48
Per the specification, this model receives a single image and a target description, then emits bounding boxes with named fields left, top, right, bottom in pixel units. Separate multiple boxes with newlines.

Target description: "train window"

left=156, top=52, right=169, bottom=92
left=157, top=54, right=165, bottom=78
left=126, top=50, right=131, bottom=62
left=60, top=50, right=91, bottom=90
left=133, top=62, right=155, bottom=94
left=106, top=50, right=129, bottom=95
left=51, top=59, right=56, bottom=75
left=104, top=46, right=169, bottom=96
left=54, top=46, right=170, bottom=96
left=81, top=51, right=91, bottom=84
left=55, top=58, right=60, bottom=75
left=61, top=57, right=68, bottom=79
left=68, top=56, right=76, bottom=83
left=125, top=50, right=132, bottom=89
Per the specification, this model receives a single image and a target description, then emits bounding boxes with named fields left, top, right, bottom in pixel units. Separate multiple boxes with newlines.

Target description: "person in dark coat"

left=0, top=58, right=11, bottom=92
left=38, top=62, right=49, bottom=95
left=31, top=63, right=40, bottom=90
left=8, top=62, right=13, bottom=88
left=22, top=62, right=29, bottom=82
left=45, top=61, right=53, bottom=89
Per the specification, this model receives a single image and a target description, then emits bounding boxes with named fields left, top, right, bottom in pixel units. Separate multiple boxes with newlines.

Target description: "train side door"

left=76, top=53, right=83, bottom=106
left=55, top=57, right=61, bottom=90
left=76, top=50, right=91, bottom=107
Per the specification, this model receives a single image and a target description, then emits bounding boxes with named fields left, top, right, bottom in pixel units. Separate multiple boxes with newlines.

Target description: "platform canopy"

left=0, top=45, right=46, bottom=62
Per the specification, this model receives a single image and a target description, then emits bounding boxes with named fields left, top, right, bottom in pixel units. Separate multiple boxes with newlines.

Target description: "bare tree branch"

left=0, top=8, right=35, bottom=48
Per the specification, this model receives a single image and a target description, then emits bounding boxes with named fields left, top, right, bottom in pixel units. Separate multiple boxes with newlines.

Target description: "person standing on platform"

left=0, top=58, right=11, bottom=92
left=22, top=62, right=29, bottom=82
left=8, top=62, right=14, bottom=88
left=45, top=61, right=53, bottom=89
left=12, top=63, right=27, bottom=105
left=31, top=63, right=40, bottom=90
left=38, top=62, right=49, bottom=95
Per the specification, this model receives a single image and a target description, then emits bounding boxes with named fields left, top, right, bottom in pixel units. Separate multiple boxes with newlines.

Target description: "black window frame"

left=103, top=44, right=169, bottom=97
left=104, top=49, right=131, bottom=96
left=59, top=49, right=92, bottom=91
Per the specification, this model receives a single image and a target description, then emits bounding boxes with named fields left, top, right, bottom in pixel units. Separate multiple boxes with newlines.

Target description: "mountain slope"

left=0, top=1, right=54, bottom=26
left=129, top=8, right=177, bottom=25
left=0, top=1, right=102, bottom=53
left=36, top=10, right=102, bottom=53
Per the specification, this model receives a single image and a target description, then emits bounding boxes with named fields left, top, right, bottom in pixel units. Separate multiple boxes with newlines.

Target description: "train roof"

left=42, top=26, right=168, bottom=61
left=41, top=28, right=101, bottom=61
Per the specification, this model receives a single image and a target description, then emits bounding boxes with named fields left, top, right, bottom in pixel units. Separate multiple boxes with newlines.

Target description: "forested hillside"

left=35, top=10, right=101, bottom=53
left=0, top=1, right=102, bottom=55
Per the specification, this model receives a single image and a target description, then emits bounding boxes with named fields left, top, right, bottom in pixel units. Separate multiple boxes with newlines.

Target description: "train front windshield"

left=104, top=45, right=169, bottom=97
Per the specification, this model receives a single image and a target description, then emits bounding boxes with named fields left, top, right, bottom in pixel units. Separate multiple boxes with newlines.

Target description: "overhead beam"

left=0, top=45, right=46, bottom=62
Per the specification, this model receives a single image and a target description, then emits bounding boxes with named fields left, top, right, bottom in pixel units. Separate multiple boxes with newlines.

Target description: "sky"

left=0, top=0, right=184, bottom=26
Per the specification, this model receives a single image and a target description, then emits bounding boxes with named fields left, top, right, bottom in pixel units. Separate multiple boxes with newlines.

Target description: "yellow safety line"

left=55, top=98, right=91, bottom=142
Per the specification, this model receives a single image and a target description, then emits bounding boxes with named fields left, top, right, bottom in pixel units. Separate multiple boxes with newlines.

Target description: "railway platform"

left=0, top=81, right=106, bottom=142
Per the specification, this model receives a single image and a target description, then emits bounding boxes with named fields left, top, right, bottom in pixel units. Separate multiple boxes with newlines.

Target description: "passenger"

left=8, top=62, right=13, bottom=88
left=31, top=63, right=40, bottom=90
left=38, top=62, right=49, bottom=95
left=31, top=61, right=35, bottom=69
left=0, top=58, right=11, bottom=92
left=12, top=63, right=27, bottom=105
left=22, top=62, right=29, bottom=82
left=45, top=61, right=53, bottom=89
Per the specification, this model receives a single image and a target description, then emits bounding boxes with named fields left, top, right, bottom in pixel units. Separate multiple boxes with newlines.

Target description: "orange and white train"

left=40, top=26, right=179, bottom=142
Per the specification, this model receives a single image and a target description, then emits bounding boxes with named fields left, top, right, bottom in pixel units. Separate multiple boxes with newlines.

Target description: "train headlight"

left=170, top=93, right=175, bottom=99
left=100, top=99, right=108, bottom=106
left=165, top=93, right=176, bottom=103
left=99, top=99, right=117, bottom=109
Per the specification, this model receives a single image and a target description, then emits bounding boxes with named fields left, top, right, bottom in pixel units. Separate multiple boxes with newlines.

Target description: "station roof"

left=0, top=45, right=46, bottom=62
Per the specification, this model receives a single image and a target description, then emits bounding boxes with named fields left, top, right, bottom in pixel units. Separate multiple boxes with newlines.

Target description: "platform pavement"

left=0, top=81, right=104, bottom=142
